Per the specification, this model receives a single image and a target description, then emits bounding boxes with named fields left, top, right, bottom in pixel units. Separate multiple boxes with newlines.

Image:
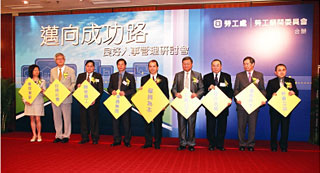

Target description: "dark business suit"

left=234, top=70, right=266, bottom=147
left=107, top=71, right=136, bottom=144
left=171, top=70, right=204, bottom=147
left=203, top=72, right=233, bottom=148
left=75, top=72, right=103, bottom=142
left=141, top=74, right=169, bottom=148
left=266, top=77, right=298, bottom=150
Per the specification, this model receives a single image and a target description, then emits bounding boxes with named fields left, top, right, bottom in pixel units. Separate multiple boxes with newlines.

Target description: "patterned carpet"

left=1, top=132, right=319, bottom=173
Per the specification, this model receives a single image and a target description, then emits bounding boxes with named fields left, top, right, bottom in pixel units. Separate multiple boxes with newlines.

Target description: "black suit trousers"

left=112, top=109, right=132, bottom=144
left=144, top=112, right=164, bottom=147
left=79, top=103, right=100, bottom=141
left=270, top=112, right=291, bottom=149
left=206, top=110, right=228, bottom=148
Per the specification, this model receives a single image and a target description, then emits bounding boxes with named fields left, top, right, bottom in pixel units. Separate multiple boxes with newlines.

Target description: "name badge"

left=220, top=82, right=226, bottom=87
left=122, top=81, right=127, bottom=86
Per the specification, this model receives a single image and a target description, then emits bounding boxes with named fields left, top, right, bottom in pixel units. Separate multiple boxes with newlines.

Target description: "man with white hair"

left=50, top=53, right=76, bottom=143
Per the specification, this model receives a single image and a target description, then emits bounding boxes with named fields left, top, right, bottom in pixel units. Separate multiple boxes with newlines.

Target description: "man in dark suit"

left=140, top=60, right=169, bottom=149
left=76, top=60, right=103, bottom=144
left=171, top=56, right=204, bottom=151
left=266, top=64, right=299, bottom=152
left=234, top=56, right=266, bottom=152
left=203, top=59, right=233, bottom=151
left=107, top=58, right=136, bottom=147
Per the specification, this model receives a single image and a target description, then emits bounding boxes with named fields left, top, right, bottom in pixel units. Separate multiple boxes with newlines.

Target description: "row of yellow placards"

left=19, top=78, right=300, bottom=123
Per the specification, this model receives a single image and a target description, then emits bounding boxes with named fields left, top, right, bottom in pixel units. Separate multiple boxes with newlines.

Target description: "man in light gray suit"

left=234, top=56, right=266, bottom=151
left=50, top=53, right=76, bottom=143
left=171, top=56, right=204, bottom=151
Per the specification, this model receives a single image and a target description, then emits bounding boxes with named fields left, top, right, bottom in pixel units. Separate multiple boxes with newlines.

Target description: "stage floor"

left=2, top=132, right=319, bottom=172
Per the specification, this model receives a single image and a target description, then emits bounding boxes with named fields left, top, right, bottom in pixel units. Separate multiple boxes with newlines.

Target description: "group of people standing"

left=23, top=53, right=298, bottom=152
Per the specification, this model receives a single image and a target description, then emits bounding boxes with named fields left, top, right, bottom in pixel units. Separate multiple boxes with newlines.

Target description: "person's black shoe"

left=92, top=140, right=98, bottom=144
left=271, top=148, right=277, bottom=152
left=177, top=145, right=186, bottom=151
left=188, top=146, right=195, bottom=151
left=78, top=139, right=89, bottom=144
left=124, top=143, right=131, bottom=147
left=154, top=145, right=160, bottom=149
left=141, top=144, right=152, bottom=149
left=53, top=138, right=62, bottom=143
left=247, top=147, right=254, bottom=151
left=239, top=146, right=245, bottom=151
left=110, top=142, right=121, bottom=147
left=217, top=147, right=225, bottom=151
left=281, top=148, right=287, bottom=152
left=61, top=138, right=69, bottom=143
left=208, top=146, right=215, bottom=151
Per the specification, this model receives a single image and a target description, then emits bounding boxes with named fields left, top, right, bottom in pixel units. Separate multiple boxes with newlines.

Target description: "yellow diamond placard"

left=131, top=78, right=169, bottom=123
left=18, top=77, right=42, bottom=104
left=202, top=87, right=232, bottom=117
left=171, top=88, right=202, bottom=119
left=268, top=86, right=301, bottom=117
left=44, top=79, right=71, bottom=107
left=104, top=89, right=132, bottom=119
left=73, top=80, right=101, bottom=109
left=235, top=83, right=267, bottom=114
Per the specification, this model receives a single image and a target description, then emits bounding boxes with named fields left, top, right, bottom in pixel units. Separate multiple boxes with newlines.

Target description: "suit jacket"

left=50, top=65, right=76, bottom=104
left=171, top=70, right=204, bottom=99
left=234, top=70, right=266, bottom=111
left=75, top=72, right=104, bottom=103
left=266, top=77, right=299, bottom=115
left=141, top=74, right=169, bottom=99
left=107, top=71, right=136, bottom=101
left=203, top=72, right=233, bottom=115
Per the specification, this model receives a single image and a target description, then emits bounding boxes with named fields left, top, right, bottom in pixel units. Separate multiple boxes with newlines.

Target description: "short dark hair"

left=182, top=56, right=193, bottom=63
left=211, top=59, right=222, bottom=65
left=28, top=64, right=41, bottom=78
left=85, top=60, right=95, bottom=66
left=117, top=58, right=127, bottom=65
left=275, top=64, right=287, bottom=71
left=243, top=56, right=255, bottom=64
left=148, top=60, right=159, bottom=67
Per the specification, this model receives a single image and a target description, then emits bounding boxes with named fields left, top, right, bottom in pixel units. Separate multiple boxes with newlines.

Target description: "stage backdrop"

left=15, top=4, right=313, bottom=141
